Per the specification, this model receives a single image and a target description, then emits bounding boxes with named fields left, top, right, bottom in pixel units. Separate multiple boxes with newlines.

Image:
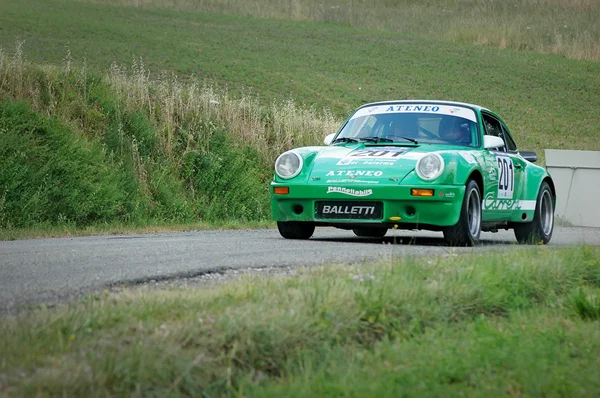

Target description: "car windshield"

left=336, top=104, right=479, bottom=148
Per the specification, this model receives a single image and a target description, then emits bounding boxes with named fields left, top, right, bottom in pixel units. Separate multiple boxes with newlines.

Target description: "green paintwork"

left=271, top=100, right=554, bottom=233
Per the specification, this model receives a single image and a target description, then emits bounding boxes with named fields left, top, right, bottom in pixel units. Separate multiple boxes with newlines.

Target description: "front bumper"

left=271, top=183, right=465, bottom=227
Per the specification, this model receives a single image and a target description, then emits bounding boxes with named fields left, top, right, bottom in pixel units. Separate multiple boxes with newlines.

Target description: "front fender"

left=272, top=146, right=324, bottom=183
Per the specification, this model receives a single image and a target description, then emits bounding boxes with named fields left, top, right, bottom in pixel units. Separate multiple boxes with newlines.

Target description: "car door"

left=499, top=120, right=527, bottom=218
left=481, top=112, right=525, bottom=220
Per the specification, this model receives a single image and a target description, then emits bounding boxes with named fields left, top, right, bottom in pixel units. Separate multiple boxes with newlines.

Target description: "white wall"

left=545, top=149, right=600, bottom=228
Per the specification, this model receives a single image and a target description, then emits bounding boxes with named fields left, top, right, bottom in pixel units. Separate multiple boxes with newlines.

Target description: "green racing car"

left=270, top=100, right=556, bottom=246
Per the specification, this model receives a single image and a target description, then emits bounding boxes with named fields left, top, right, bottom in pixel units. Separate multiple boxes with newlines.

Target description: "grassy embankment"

left=1, top=246, right=599, bottom=396
left=1, top=0, right=599, bottom=238
left=80, top=0, right=600, bottom=61
left=0, top=43, right=336, bottom=238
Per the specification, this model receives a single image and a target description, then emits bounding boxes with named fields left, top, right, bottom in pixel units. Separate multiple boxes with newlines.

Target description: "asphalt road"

left=1, top=227, right=599, bottom=313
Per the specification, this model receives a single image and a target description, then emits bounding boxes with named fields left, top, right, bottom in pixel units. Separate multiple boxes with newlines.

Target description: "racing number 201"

left=350, top=149, right=406, bottom=158
left=497, top=157, right=514, bottom=199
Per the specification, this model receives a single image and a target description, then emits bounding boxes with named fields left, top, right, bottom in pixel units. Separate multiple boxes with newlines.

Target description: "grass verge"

left=0, top=220, right=275, bottom=241
left=1, top=246, right=599, bottom=396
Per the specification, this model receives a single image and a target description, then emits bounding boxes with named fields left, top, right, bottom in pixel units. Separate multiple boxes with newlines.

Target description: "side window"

left=501, top=124, right=518, bottom=152
left=482, top=113, right=507, bottom=152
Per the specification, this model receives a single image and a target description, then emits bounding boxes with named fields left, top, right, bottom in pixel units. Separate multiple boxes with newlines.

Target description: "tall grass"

left=0, top=44, right=338, bottom=227
left=105, top=59, right=338, bottom=165
left=0, top=44, right=337, bottom=166
left=80, top=0, right=600, bottom=61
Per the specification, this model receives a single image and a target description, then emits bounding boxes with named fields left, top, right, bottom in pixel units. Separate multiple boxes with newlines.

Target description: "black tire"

left=514, top=181, right=554, bottom=244
left=277, top=221, right=315, bottom=240
left=352, top=227, right=388, bottom=238
left=443, top=180, right=482, bottom=246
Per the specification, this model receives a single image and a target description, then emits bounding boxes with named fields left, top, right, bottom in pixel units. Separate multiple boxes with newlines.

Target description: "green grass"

left=1, top=0, right=598, bottom=157
left=78, top=0, right=600, bottom=62
left=0, top=99, right=144, bottom=227
left=1, top=246, right=599, bottom=396
left=0, top=219, right=275, bottom=241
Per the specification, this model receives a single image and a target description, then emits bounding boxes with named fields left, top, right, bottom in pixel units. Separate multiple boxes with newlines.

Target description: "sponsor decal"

left=337, top=148, right=409, bottom=166
left=484, top=192, right=520, bottom=211
left=483, top=194, right=536, bottom=211
left=445, top=192, right=456, bottom=198
left=485, top=156, right=498, bottom=181
left=321, top=204, right=376, bottom=216
left=385, top=105, right=440, bottom=112
left=458, top=151, right=477, bottom=164
left=341, top=160, right=395, bottom=166
left=327, top=187, right=373, bottom=197
left=326, top=170, right=383, bottom=177
left=350, top=104, right=477, bottom=122
left=326, top=179, right=379, bottom=184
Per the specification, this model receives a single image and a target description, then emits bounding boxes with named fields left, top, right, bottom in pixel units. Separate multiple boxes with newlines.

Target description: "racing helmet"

left=440, top=117, right=470, bottom=143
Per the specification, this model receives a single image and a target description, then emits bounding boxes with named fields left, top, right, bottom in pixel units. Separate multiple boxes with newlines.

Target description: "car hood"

left=308, top=145, right=424, bottom=185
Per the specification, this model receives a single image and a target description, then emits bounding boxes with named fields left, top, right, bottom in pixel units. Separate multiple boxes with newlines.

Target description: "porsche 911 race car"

left=270, top=100, right=555, bottom=246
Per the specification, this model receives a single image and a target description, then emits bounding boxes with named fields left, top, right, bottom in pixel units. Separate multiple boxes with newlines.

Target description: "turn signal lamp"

left=273, top=187, right=289, bottom=195
left=411, top=188, right=434, bottom=197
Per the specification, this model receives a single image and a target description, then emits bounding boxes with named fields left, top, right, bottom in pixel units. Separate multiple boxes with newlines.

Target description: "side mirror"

left=483, top=135, right=505, bottom=150
left=520, top=151, right=538, bottom=163
left=324, top=133, right=335, bottom=145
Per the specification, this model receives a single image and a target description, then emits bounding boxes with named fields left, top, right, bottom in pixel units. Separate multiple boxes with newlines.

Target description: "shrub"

left=0, top=100, right=134, bottom=227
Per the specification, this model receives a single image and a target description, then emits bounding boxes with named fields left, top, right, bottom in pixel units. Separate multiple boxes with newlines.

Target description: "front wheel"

left=514, top=181, right=554, bottom=244
left=443, top=180, right=482, bottom=247
left=352, top=227, right=388, bottom=238
left=277, top=221, right=315, bottom=240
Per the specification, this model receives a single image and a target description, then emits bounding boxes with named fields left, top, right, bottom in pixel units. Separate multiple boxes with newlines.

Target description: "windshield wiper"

left=395, top=136, right=418, bottom=144
left=332, top=137, right=360, bottom=144
left=361, top=136, right=418, bottom=144
left=360, top=136, right=394, bottom=143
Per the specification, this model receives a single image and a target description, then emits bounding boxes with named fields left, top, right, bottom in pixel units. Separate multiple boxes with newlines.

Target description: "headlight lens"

left=416, top=153, right=444, bottom=181
left=275, top=151, right=303, bottom=179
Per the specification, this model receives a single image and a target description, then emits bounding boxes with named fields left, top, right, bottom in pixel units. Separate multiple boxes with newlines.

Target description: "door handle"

left=515, top=164, right=522, bottom=169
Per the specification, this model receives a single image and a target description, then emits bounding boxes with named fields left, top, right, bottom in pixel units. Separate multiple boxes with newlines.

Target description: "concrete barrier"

left=545, top=149, right=600, bottom=228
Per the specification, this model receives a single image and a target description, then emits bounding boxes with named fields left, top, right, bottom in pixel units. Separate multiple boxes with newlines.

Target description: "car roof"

left=357, top=100, right=490, bottom=114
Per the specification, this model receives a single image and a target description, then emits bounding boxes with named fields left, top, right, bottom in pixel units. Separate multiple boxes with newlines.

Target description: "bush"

left=0, top=100, right=135, bottom=227
left=181, top=129, right=270, bottom=222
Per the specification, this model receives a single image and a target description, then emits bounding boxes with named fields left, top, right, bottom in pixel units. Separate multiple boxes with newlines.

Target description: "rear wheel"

left=277, top=221, right=315, bottom=240
left=514, top=181, right=554, bottom=244
left=352, top=227, right=387, bottom=238
left=443, top=180, right=481, bottom=246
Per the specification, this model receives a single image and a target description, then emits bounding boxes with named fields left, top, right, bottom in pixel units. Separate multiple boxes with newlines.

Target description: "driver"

left=440, top=118, right=471, bottom=144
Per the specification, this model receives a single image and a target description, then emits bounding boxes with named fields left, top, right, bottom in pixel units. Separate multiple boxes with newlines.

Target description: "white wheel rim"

left=468, top=187, right=481, bottom=237
left=540, top=190, right=554, bottom=235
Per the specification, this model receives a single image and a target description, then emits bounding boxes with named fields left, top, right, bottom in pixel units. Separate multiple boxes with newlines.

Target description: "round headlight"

left=275, top=151, right=303, bottom=179
left=416, top=153, right=444, bottom=181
